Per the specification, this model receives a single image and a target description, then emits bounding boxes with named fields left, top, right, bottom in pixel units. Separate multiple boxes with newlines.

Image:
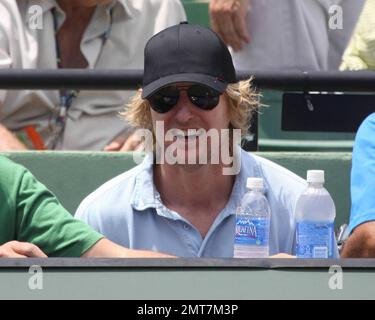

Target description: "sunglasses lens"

left=148, top=85, right=221, bottom=113
left=149, top=86, right=179, bottom=113
left=188, top=85, right=220, bottom=110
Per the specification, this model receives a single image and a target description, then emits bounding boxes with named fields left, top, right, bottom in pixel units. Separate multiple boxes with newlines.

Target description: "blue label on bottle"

left=296, top=221, right=334, bottom=258
left=235, top=216, right=269, bottom=246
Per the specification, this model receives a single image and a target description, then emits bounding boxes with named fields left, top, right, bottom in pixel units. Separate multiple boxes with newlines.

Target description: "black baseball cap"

left=141, top=22, right=236, bottom=99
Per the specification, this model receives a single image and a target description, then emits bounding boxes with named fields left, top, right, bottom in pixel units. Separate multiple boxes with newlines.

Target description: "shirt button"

left=183, top=224, right=190, bottom=230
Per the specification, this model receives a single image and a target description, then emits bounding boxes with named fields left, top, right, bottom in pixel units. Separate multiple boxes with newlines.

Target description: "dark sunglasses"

left=147, top=85, right=221, bottom=113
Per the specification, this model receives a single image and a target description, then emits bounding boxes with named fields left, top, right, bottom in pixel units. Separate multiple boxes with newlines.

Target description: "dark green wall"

left=182, top=0, right=210, bottom=27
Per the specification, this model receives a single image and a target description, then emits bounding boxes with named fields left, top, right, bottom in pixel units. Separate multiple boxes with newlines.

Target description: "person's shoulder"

left=360, top=113, right=375, bottom=130
left=355, top=113, right=375, bottom=143
left=0, top=156, right=28, bottom=177
left=247, top=152, right=307, bottom=189
left=77, top=161, right=145, bottom=212
left=0, top=156, right=32, bottom=200
left=241, top=151, right=306, bottom=230
left=352, top=113, right=375, bottom=159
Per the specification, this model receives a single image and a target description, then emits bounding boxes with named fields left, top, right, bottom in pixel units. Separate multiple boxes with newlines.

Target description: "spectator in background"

left=0, top=156, right=173, bottom=258
left=340, top=0, right=375, bottom=71
left=341, top=113, right=375, bottom=258
left=0, top=0, right=185, bottom=151
left=209, top=0, right=365, bottom=71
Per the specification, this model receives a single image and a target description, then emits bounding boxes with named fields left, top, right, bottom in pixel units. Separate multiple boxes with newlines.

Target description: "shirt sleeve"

left=348, top=113, right=375, bottom=234
left=16, top=168, right=104, bottom=257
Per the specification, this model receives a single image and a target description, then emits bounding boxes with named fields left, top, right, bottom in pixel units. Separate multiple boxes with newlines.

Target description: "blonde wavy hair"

left=121, top=78, right=259, bottom=137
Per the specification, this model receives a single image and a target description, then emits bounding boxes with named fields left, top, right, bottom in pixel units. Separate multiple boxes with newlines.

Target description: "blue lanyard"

left=51, top=6, right=113, bottom=125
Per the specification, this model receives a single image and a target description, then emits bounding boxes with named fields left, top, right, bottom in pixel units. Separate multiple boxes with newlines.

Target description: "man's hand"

left=209, top=0, right=251, bottom=51
left=341, top=221, right=375, bottom=258
left=104, top=131, right=145, bottom=152
left=0, top=125, right=27, bottom=150
left=82, top=238, right=175, bottom=258
left=0, top=241, right=47, bottom=258
left=270, top=253, right=296, bottom=258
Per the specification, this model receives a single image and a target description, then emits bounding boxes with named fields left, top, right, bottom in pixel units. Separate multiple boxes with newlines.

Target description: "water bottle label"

left=296, top=221, right=334, bottom=258
left=235, top=216, right=269, bottom=246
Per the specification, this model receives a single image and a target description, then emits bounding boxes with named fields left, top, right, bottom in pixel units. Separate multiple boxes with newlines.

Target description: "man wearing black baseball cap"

left=141, top=21, right=236, bottom=99
left=76, top=23, right=329, bottom=258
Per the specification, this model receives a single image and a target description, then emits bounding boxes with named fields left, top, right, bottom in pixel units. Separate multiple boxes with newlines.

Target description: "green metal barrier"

left=182, top=0, right=210, bottom=27
left=2, top=151, right=352, bottom=228
left=1, top=258, right=375, bottom=299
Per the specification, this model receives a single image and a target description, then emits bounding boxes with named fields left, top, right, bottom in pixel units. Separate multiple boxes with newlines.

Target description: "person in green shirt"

left=0, top=156, right=172, bottom=258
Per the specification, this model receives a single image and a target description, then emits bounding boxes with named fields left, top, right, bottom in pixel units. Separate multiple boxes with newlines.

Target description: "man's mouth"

left=171, top=128, right=205, bottom=140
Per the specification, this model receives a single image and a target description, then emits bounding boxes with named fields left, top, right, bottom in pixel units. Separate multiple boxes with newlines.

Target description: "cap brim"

left=141, top=73, right=228, bottom=99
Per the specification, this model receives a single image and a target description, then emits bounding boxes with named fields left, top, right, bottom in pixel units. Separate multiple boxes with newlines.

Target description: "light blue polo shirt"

left=76, top=148, right=309, bottom=257
left=349, top=113, right=375, bottom=234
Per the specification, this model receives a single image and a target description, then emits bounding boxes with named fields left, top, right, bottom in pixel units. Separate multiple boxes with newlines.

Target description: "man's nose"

left=173, top=91, right=195, bottom=123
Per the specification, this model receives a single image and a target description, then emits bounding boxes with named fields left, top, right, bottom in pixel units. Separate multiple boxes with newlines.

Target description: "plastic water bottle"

left=234, top=177, right=271, bottom=258
left=295, top=170, right=336, bottom=258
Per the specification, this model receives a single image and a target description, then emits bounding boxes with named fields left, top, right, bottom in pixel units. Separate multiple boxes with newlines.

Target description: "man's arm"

left=0, top=239, right=175, bottom=258
left=209, top=0, right=250, bottom=51
left=0, top=124, right=27, bottom=150
left=341, top=222, right=375, bottom=258
left=82, top=238, right=175, bottom=258
left=343, top=114, right=375, bottom=257
left=0, top=238, right=292, bottom=258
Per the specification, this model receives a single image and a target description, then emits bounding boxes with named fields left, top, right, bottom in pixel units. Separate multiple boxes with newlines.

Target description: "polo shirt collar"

left=131, top=147, right=263, bottom=221
left=131, top=153, right=159, bottom=211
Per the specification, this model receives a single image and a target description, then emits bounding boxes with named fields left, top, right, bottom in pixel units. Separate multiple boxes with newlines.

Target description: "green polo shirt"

left=0, top=156, right=103, bottom=257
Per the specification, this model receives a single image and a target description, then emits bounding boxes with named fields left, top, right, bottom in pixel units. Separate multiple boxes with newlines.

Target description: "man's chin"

left=174, top=162, right=206, bottom=172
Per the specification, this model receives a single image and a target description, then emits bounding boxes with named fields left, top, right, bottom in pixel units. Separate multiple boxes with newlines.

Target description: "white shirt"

left=0, top=0, right=186, bottom=150
left=233, top=0, right=365, bottom=71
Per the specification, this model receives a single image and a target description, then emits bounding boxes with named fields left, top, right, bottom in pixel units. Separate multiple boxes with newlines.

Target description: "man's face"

left=149, top=83, right=231, bottom=167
